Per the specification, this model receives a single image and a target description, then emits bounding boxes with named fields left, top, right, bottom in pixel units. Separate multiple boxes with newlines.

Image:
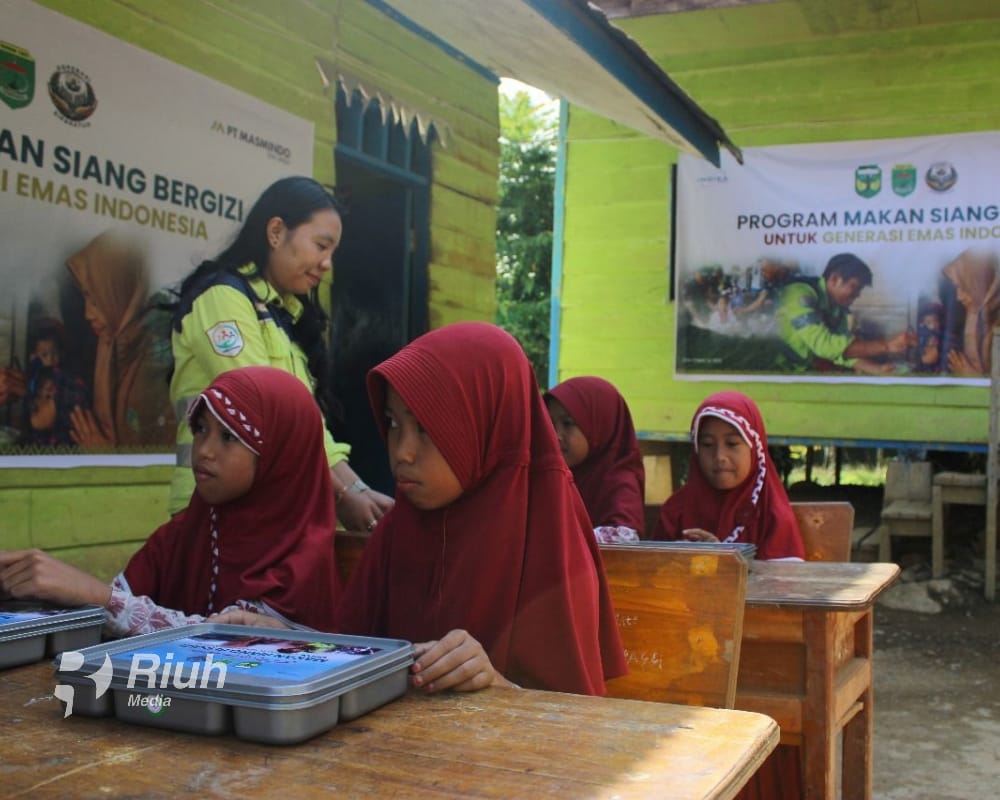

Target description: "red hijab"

left=336, top=322, right=626, bottom=695
left=124, top=366, right=339, bottom=629
left=545, top=377, right=645, bottom=532
left=653, top=391, right=803, bottom=561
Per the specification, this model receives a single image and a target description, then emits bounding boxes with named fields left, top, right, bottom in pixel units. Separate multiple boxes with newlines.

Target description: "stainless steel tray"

left=0, top=601, right=104, bottom=670
left=55, top=623, right=414, bottom=744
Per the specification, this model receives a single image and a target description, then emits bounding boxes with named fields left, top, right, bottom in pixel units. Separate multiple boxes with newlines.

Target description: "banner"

left=675, top=131, right=1000, bottom=385
left=0, top=1, right=313, bottom=463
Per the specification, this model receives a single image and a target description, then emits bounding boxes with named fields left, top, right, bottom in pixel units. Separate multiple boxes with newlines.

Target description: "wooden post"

left=986, top=328, right=999, bottom=601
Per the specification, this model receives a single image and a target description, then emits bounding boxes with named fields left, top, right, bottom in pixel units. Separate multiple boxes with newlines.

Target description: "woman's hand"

left=336, top=485, right=395, bottom=532
left=0, top=549, right=112, bottom=607
left=681, top=528, right=720, bottom=543
left=410, top=629, right=512, bottom=693
left=208, top=609, right=290, bottom=629
left=886, top=329, right=917, bottom=355
left=947, top=349, right=981, bottom=376
left=853, top=358, right=894, bottom=376
left=70, top=406, right=114, bottom=449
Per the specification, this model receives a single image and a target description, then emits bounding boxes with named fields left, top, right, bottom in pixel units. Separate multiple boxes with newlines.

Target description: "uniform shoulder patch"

left=206, top=321, right=244, bottom=357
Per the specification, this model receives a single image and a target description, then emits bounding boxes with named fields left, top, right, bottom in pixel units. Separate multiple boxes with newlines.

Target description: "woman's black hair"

left=173, top=175, right=344, bottom=428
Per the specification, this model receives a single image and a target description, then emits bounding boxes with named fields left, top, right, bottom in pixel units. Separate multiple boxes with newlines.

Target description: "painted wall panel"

left=10, top=1, right=499, bottom=555
left=557, top=2, right=1000, bottom=448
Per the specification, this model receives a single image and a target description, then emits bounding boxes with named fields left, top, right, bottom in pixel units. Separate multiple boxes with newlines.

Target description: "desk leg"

left=841, top=610, right=873, bottom=800
left=803, top=610, right=838, bottom=800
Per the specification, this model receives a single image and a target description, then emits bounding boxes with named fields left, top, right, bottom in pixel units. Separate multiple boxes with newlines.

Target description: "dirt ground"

left=872, top=602, right=1000, bottom=799
left=785, top=481, right=1000, bottom=798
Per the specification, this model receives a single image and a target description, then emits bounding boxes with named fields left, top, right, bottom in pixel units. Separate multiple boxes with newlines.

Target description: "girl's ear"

left=265, top=216, right=287, bottom=248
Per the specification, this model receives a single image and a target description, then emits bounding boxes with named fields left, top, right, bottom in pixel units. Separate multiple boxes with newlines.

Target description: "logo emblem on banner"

left=854, top=165, right=882, bottom=198
left=47, top=65, right=97, bottom=123
left=925, top=161, right=957, bottom=192
left=891, top=164, right=916, bottom=197
left=0, top=40, right=35, bottom=109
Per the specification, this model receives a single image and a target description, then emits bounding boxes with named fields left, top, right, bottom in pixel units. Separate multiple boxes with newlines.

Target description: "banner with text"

left=0, top=0, right=313, bottom=462
left=675, top=131, right=1000, bottom=385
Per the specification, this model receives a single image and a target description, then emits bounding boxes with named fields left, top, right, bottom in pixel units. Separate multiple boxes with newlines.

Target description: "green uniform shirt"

left=775, top=278, right=857, bottom=371
left=168, top=269, right=348, bottom=513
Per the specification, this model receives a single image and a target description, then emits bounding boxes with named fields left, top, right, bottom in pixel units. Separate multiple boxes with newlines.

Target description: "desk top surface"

left=4, top=662, right=777, bottom=799
left=746, top=560, right=900, bottom=609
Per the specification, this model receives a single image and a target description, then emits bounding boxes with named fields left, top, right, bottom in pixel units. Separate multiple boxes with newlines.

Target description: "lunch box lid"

left=619, top=541, right=757, bottom=559
left=0, top=601, right=105, bottom=643
left=55, top=623, right=414, bottom=705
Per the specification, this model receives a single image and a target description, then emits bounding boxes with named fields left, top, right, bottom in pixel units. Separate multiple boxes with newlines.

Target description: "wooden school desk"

left=735, top=561, right=900, bottom=800
left=4, top=661, right=778, bottom=799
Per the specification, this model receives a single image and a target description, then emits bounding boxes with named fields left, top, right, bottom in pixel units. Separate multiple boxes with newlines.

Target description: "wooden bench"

left=643, top=500, right=854, bottom=562
left=932, top=470, right=987, bottom=580
left=335, top=532, right=749, bottom=709
left=792, top=501, right=854, bottom=562
left=599, top=543, right=748, bottom=708
left=878, top=460, right=933, bottom=565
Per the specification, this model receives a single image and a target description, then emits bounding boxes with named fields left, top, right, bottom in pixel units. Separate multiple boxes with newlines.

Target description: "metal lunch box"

left=626, top=541, right=758, bottom=559
left=54, top=623, right=414, bottom=744
left=0, top=601, right=104, bottom=669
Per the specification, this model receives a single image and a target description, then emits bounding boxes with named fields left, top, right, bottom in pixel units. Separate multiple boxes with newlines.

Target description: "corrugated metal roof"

left=370, top=0, right=741, bottom=165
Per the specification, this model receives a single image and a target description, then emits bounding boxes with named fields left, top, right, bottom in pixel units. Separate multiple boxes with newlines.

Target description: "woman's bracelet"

left=336, top=479, right=370, bottom=503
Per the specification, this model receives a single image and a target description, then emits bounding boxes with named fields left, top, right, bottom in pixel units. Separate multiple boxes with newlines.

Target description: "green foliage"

left=496, top=90, right=557, bottom=388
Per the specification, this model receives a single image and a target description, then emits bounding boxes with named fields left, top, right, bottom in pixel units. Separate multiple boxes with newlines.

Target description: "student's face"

left=384, top=386, right=463, bottom=511
left=545, top=397, right=589, bottom=468
left=264, top=209, right=342, bottom=295
left=826, top=275, right=865, bottom=309
left=696, top=416, right=753, bottom=492
left=190, top=406, right=258, bottom=506
left=33, top=339, right=60, bottom=368
left=80, top=288, right=110, bottom=338
left=29, top=379, right=57, bottom=431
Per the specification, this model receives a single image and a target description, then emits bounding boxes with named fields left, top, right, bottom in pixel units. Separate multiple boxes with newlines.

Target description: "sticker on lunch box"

left=110, top=632, right=385, bottom=685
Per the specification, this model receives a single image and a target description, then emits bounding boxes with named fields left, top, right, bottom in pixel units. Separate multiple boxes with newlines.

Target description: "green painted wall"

left=3, top=0, right=498, bottom=568
left=556, top=0, right=1000, bottom=448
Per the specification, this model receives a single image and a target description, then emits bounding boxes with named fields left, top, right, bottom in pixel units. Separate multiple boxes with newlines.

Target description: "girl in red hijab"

left=0, top=366, right=339, bottom=634
left=652, top=390, right=804, bottom=800
left=651, top=390, right=804, bottom=561
left=545, top=376, right=645, bottom=542
left=335, top=322, right=627, bottom=696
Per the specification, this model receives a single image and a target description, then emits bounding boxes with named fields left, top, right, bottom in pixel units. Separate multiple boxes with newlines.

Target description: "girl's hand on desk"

left=411, top=629, right=512, bottom=693
left=0, top=549, right=112, bottom=607
left=682, top=528, right=720, bottom=543
left=208, top=609, right=290, bottom=628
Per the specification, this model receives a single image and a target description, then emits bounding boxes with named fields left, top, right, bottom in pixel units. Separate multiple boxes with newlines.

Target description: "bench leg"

left=842, top=612, right=874, bottom=800
left=877, top=524, right=891, bottom=563
left=987, top=505, right=997, bottom=602
left=931, top=485, right=945, bottom=578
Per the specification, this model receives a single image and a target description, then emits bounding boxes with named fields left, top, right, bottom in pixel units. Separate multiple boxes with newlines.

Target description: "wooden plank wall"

left=2, top=0, right=498, bottom=568
left=557, top=0, right=1000, bottom=446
